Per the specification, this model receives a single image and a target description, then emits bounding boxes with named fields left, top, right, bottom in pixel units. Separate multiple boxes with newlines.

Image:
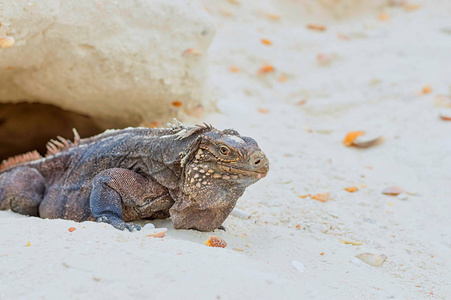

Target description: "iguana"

left=0, top=120, right=269, bottom=231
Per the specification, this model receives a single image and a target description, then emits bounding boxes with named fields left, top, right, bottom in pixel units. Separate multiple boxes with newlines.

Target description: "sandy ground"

left=1, top=0, right=451, bottom=299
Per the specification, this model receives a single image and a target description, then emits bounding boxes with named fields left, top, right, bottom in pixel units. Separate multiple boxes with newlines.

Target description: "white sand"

left=1, top=1, right=451, bottom=299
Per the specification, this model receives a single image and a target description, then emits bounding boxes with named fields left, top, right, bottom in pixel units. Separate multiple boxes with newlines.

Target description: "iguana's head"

left=169, top=124, right=269, bottom=231
left=184, top=128, right=269, bottom=190
left=171, top=127, right=269, bottom=231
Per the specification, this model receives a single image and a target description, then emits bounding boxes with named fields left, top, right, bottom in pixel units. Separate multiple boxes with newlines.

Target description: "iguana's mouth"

left=217, top=164, right=267, bottom=179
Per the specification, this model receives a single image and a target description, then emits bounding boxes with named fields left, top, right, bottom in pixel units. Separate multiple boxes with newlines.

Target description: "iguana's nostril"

left=249, top=152, right=267, bottom=170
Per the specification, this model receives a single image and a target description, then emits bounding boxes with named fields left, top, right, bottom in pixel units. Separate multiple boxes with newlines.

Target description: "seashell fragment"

left=172, top=101, right=182, bottom=107
left=343, top=131, right=365, bottom=146
left=344, top=187, right=358, bottom=193
left=352, top=135, right=383, bottom=148
left=439, top=109, right=451, bottom=121
left=355, top=253, right=387, bottom=267
left=258, top=65, right=275, bottom=74
left=0, top=36, right=15, bottom=48
left=307, top=24, right=326, bottom=31
left=299, top=192, right=329, bottom=202
left=382, top=186, right=406, bottom=196
left=421, top=85, right=432, bottom=94
left=261, top=38, right=272, bottom=45
left=145, top=228, right=167, bottom=238
left=311, top=192, right=329, bottom=202
left=205, top=236, right=227, bottom=248
left=339, top=239, right=362, bottom=246
left=343, top=131, right=383, bottom=148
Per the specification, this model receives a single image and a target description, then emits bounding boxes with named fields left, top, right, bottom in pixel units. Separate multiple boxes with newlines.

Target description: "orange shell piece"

left=311, top=192, right=329, bottom=202
left=258, top=65, right=275, bottom=74
left=344, top=187, right=358, bottom=193
left=204, top=236, right=227, bottom=248
left=421, top=85, right=432, bottom=94
left=307, top=24, right=326, bottom=31
left=343, top=131, right=366, bottom=146
left=145, top=229, right=167, bottom=238
left=440, top=114, right=451, bottom=121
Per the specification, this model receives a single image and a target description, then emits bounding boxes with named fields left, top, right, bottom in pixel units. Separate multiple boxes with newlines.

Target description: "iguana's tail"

left=0, top=166, right=45, bottom=216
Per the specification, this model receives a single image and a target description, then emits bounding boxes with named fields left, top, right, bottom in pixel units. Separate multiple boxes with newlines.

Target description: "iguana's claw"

left=123, top=223, right=141, bottom=232
left=97, top=216, right=141, bottom=232
left=96, top=216, right=109, bottom=223
left=217, top=225, right=226, bottom=231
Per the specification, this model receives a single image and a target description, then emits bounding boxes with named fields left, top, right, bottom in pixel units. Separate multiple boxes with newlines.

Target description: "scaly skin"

left=0, top=121, right=269, bottom=231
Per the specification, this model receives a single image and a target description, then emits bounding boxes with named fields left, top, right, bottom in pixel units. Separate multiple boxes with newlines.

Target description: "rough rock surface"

left=0, top=0, right=215, bottom=126
left=274, top=0, right=391, bottom=20
left=0, top=103, right=104, bottom=161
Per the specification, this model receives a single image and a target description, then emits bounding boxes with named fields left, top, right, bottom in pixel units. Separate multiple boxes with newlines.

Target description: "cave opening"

left=0, top=102, right=113, bottom=161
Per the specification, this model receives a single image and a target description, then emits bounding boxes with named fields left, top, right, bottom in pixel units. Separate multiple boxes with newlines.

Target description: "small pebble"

left=231, top=208, right=251, bottom=219
left=143, top=223, right=155, bottom=230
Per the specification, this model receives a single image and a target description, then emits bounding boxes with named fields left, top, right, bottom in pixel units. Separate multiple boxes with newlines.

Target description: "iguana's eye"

left=219, top=145, right=230, bottom=156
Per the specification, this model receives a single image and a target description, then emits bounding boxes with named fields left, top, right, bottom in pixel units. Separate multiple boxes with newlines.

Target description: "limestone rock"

left=240, top=0, right=392, bottom=22
left=0, top=0, right=215, bottom=126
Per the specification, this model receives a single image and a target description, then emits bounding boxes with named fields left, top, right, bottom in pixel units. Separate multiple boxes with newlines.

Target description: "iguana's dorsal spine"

left=0, top=128, right=81, bottom=171
left=0, top=150, right=43, bottom=171
left=46, top=128, right=80, bottom=156
left=0, top=119, right=214, bottom=172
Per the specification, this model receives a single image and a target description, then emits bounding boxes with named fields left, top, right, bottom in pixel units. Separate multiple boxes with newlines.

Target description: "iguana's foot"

left=97, top=216, right=141, bottom=232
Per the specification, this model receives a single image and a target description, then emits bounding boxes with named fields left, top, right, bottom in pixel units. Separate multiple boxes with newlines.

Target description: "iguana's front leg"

left=90, top=168, right=166, bottom=231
